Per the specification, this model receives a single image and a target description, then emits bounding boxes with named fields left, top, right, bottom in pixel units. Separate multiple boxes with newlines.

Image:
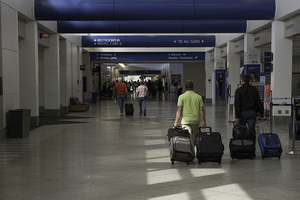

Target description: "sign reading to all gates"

left=83, top=36, right=215, bottom=47
left=90, top=52, right=205, bottom=62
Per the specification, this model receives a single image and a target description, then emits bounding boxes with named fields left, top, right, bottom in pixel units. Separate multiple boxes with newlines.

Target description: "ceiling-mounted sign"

left=264, top=52, right=273, bottom=62
left=82, top=36, right=215, bottom=47
left=90, top=52, right=205, bottom=62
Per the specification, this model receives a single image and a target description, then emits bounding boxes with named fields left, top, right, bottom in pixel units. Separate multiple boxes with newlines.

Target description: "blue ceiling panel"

left=35, top=0, right=275, bottom=21
left=57, top=21, right=246, bottom=34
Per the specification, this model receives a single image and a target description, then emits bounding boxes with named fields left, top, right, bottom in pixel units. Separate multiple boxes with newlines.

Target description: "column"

left=205, top=52, right=214, bottom=104
left=0, top=3, right=19, bottom=139
left=227, top=41, right=241, bottom=105
left=60, top=39, right=72, bottom=113
left=244, top=34, right=261, bottom=82
left=44, top=34, right=60, bottom=117
left=19, top=21, right=39, bottom=125
left=271, top=20, right=293, bottom=124
left=214, top=48, right=225, bottom=106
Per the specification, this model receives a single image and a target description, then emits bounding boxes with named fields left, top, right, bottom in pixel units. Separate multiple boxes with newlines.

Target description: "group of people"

left=113, top=77, right=149, bottom=116
left=114, top=74, right=268, bottom=159
left=173, top=74, right=268, bottom=160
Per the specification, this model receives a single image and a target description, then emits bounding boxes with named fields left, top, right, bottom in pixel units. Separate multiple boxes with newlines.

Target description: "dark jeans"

left=138, top=97, right=146, bottom=114
left=239, top=110, right=257, bottom=145
left=117, top=95, right=125, bottom=113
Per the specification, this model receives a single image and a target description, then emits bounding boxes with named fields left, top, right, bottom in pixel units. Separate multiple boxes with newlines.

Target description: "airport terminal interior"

left=2, top=0, right=300, bottom=199
left=1, top=95, right=300, bottom=200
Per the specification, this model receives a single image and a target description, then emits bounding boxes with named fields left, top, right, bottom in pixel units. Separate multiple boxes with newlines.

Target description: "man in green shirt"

left=174, top=80, right=206, bottom=159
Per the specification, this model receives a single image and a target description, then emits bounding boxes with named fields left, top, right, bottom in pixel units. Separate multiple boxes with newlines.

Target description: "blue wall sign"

left=82, top=36, right=215, bottom=47
left=244, top=64, right=261, bottom=83
left=90, top=52, right=205, bottom=62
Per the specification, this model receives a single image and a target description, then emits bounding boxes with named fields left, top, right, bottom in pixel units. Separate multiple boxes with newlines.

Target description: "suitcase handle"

left=199, top=126, right=212, bottom=133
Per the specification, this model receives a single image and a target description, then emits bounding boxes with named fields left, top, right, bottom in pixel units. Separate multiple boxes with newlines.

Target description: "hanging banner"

left=244, top=64, right=260, bottom=83
left=215, top=70, right=226, bottom=101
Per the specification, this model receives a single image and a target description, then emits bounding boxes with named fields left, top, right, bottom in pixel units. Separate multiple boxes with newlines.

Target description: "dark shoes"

left=144, top=113, right=146, bottom=116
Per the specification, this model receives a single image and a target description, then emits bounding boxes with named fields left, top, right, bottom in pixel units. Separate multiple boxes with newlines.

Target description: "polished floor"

left=1, top=93, right=300, bottom=200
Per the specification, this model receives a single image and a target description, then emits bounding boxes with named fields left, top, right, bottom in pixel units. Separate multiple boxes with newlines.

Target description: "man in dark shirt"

left=234, top=74, right=264, bottom=144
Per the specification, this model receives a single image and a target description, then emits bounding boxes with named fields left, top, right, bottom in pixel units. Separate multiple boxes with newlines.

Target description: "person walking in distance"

left=113, top=77, right=128, bottom=116
left=174, top=80, right=206, bottom=160
left=234, top=74, right=264, bottom=146
left=135, top=80, right=148, bottom=116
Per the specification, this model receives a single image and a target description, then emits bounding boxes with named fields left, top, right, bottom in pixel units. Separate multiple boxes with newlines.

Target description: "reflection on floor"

left=1, top=94, right=300, bottom=200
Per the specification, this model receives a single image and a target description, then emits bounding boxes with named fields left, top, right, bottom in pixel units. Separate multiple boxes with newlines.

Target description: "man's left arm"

left=174, top=106, right=183, bottom=127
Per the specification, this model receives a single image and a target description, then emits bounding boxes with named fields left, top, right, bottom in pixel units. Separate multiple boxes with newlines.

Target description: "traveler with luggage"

left=135, top=80, right=148, bottom=116
left=174, top=80, right=206, bottom=160
left=113, top=77, right=128, bottom=116
left=234, top=74, right=265, bottom=145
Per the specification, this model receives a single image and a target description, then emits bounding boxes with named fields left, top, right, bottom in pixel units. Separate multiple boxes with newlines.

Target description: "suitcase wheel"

left=187, top=162, right=189, bottom=165
left=198, top=160, right=202, bottom=164
left=218, top=161, right=221, bottom=164
left=278, top=156, right=281, bottom=159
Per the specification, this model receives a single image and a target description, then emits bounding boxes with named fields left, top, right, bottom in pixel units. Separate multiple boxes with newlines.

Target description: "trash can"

left=92, top=92, right=97, bottom=103
left=9, top=109, right=31, bottom=138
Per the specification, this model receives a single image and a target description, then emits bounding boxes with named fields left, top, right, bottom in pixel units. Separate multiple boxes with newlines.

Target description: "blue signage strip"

left=82, top=36, right=215, bottom=47
left=90, top=52, right=205, bottom=62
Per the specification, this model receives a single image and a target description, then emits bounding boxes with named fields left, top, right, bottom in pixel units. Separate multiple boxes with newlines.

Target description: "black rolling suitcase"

left=197, top=127, right=224, bottom=164
left=229, top=123, right=255, bottom=159
left=167, top=127, right=192, bottom=165
left=229, top=138, right=256, bottom=159
left=125, top=98, right=134, bottom=116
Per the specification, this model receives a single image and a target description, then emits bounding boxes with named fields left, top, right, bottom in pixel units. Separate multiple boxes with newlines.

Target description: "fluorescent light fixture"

left=118, top=63, right=126, bottom=68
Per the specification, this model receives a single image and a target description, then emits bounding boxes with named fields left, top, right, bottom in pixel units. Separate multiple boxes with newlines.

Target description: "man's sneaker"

left=144, top=113, right=146, bottom=116
left=120, top=113, right=123, bottom=116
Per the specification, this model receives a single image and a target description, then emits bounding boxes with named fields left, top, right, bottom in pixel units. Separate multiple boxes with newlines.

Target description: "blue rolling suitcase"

left=257, top=121, right=282, bottom=159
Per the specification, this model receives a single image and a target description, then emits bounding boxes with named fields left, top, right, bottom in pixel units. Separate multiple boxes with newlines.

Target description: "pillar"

left=205, top=52, right=214, bottom=104
left=0, top=3, right=19, bottom=139
left=19, top=21, right=39, bottom=125
left=213, top=48, right=225, bottom=106
left=60, top=39, right=72, bottom=113
left=271, top=20, right=293, bottom=124
left=44, top=34, right=60, bottom=117
left=227, top=41, right=241, bottom=105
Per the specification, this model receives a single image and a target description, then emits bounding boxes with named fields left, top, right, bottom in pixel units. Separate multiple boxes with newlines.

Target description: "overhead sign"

left=90, top=52, right=205, bottom=62
left=264, top=63, right=273, bottom=73
left=82, top=36, right=215, bottom=47
left=264, top=52, right=273, bottom=62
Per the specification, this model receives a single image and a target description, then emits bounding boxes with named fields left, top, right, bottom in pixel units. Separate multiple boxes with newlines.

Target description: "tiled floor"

left=1, top=94, right=300, bottom=200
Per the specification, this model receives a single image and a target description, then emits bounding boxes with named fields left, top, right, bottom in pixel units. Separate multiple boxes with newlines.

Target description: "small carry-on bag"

left=169, top=136, right=192, bottom=165
left=232, top=123, right=252, bottom=139
left=167, top=127, right=190, bottom=141
left=229, top=138, right=256, bottom=159
left=197, top=127, right=224, bottom=164
left=125, top=98, right=134, bottom=116
left=257, top=121, right=282, bottom=159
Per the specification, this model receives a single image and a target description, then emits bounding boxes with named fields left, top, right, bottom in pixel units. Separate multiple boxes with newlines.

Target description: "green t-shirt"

left=178, top=90, right=203, bottom=124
